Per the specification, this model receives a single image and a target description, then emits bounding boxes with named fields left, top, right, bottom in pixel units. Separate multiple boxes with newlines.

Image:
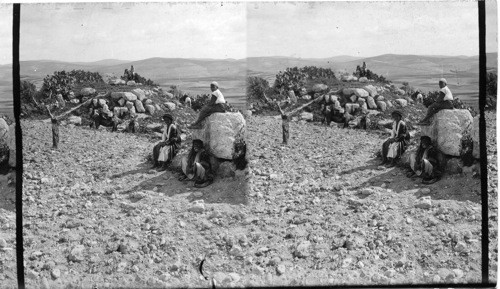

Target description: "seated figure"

left=178, top=139, right=214, bottom=188
left=407, top=136, right=442, bottom=184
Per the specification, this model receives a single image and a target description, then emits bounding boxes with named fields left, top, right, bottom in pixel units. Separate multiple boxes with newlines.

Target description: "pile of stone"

left=83, top=88, right=168, bottom=120
left=314, top=84, right=410, bottom=118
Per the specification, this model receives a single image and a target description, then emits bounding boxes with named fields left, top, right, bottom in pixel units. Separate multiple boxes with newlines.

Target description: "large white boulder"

left=191, top=112, right=246, bottom=160
left=363, top=85, right=377, bottom=97
left=421, top=109, right=473, bottom=157
left=470, top=115, right=480, bottom=159
left=358, top=77, right=368, bottom=83
left=131, top=88, right=146, bottom=101
left=353, top=88, right=369, bottom=98
left=124, top=92, right=138, bottom=102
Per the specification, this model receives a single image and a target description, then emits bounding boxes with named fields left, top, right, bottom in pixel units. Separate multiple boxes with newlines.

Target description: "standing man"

left=417, top=78, right=454, bottom=125
left=187, top=82, right=226, bottom=129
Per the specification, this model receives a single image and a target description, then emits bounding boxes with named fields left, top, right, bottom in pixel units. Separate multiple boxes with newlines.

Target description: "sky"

left=247, top=1, right=497, bottom=58
left=0, top=1, right=497, bottom=64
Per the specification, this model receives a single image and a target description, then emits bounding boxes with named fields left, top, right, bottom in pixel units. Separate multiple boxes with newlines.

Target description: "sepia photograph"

left=0, top=0, right=496, bottom=288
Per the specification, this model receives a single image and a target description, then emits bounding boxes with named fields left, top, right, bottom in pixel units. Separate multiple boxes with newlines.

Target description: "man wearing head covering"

left=178, top=139, right=214, bottom=188
left=187, top=82, right=227, bottom=129
left=417, top=78, right=454, bottom=125
left=380, top=110, right=410, bottom=167
left=407, top=136, right=442, bottom=184
left=152, top=113, right=181, bottom=171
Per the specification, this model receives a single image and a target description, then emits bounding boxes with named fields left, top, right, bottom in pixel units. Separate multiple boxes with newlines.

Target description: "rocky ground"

left=21, top=109, right=496, bottom=288
left=0, top=169, right=17, bottom=288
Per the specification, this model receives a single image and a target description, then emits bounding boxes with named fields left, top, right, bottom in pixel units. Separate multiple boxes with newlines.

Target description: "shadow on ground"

left=351, top=160, right=481, bottom=204
left=118, top=161, right=248, bottom=206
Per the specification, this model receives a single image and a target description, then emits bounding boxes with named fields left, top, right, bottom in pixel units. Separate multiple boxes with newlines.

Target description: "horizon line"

left=4, top=51, right=497, bottom=65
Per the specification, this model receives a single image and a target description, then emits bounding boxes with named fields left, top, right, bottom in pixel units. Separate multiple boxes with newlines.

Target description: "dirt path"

left=21, top=110, right=496, bottom=287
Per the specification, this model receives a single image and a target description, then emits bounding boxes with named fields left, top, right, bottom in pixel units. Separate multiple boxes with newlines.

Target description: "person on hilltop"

left=406, top=136, right=442, bottom=184
left=187, top=82, right=227, bottom=129
left=380, top=110, right=410, bottom=167
left=417, top=78, right=454, bottom=125
left=152, top=114, right=181, bottom=171
left=178, top=139, right=214, bottom=188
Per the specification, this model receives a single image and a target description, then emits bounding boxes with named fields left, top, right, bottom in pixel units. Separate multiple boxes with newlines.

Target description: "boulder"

left=131, top=88, right=146, bottom=101
left=129, top=106, right=136, bottom=116
left=471, top=115, right=479, bottom=159
left=68, top=91, right=75, bottom=99
left=144, top=99, right=153, bottom=105
left=80, top=87, right=96, bottom=96
left=120, top=107, right=129, bottom=116
left=98, top=99, right=107, bottom=107
left=375, top=95, right=384, bottom=101
left=300, top=112, right=314, bottom=121
left=109, top=78, right=126, bottom=85
left=358, top=77, right=368, bottom=83
left=363, top=85, right=377, bottom=97
left=395, top=88, right=405, bottom=95
left=118, top=98, right=126, bottom=107
left=113, top=107, right=121, bottom=118
left=394, top=99, right=407, bottom=107
left=353, top=88, right=369, bottom=98
left=154, top=104, right=162, bottom=112
left=7, top=123, right=15, bottom=167
left=124, top=92, right=137, bottom=102
left=420, top=109, right=473, bottom=156
left=345, top=103, right=360, bottom=114
left=191, top=112, right=246, bottom=160
left=67, top=116, right=82, bottom=126
left=386, top=100, right=393, bottom=108
left=376, top=100, right=387, bottom=111
left=366, top=96, right=377, bottom=109
left=111, top=92, right=125, bottom=100
left=164, top=102, right=176, bottom=111
left=145, top=104, right=155, bottom=115
left=126, top=81, right=136, bottom=86
left=349, top=95, right=358, bottom=103
left=312, top=84, right=328, bottom=93
left=135, top=100, right=146, bottom=113
left=342, top=88, right=356, bottom=96
left=125, top=101, right=135, bottom=110
left=164, top=92, right=174, bottom=98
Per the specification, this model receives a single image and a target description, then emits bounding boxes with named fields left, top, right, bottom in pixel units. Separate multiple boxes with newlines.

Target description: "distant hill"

left=1, top=52, right=494, bottom=103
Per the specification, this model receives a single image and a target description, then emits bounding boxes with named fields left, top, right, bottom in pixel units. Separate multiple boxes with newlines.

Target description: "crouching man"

left=178, top=139, right=214, bottom=188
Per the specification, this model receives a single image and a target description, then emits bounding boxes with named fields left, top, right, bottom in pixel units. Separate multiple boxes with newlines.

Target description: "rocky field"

left=0, top=170, right=17, bottom=288
left=21, top=109, right=497, bottom=288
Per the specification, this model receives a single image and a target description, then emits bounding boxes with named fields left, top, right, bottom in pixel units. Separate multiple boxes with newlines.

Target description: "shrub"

left=247, top=76, right=272, bottom=101
left=191, top=94, right=211, bottom=111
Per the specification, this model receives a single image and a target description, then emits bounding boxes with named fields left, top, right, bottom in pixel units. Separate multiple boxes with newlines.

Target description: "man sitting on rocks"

left=187, top=82, right=226, bottom=129
left=380, top=110, right=410, bottom=167
left=152, top=114, right=181, bottom=171
left=178, top=139, right=214, bottom=188
left=406, top=136, right=442, bottom=184
left=417, top=78, right=454, bottom=125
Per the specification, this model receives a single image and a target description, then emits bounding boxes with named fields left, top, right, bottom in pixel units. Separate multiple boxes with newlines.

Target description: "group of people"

left=150, top=81, right=228, bottom=188
left=379, top=78, right=455, bottom=184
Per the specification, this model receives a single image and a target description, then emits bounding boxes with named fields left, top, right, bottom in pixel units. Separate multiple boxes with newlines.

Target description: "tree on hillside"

left=247, top=76, right=272, bottom=101
left=41, top=71, right=75, bottom=100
